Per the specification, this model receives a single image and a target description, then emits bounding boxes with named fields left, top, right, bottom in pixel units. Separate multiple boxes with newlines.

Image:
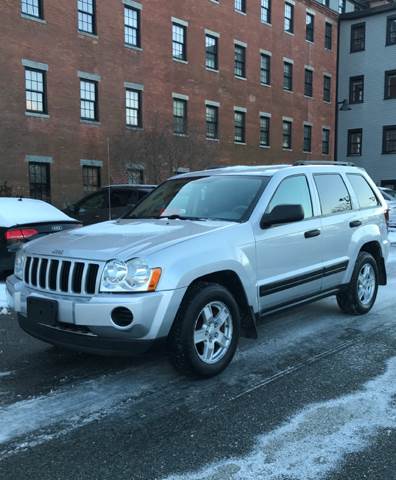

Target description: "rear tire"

left=168, top=282, right=240, bottom=378
left=336, top=252, right=378, bottom=315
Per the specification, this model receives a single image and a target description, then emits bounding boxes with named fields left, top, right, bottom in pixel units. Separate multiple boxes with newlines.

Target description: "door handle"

left=349, top=220, right=362, bottom=228
left=304, top=229, right=321, bottom=239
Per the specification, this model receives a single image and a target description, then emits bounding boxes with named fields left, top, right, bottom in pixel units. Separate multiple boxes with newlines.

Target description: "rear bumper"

left=18, top=313, right=158, bottom=356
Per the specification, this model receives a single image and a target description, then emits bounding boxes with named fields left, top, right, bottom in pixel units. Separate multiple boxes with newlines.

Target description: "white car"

left=380, top=188, right=396, bottom=229
left=0, top=197, right=79, bottom=277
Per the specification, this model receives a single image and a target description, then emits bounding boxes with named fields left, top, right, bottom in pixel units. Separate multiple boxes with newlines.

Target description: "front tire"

left=337, top=252, right=379, bottom=315
left=168, top=282, right=240, bottom=378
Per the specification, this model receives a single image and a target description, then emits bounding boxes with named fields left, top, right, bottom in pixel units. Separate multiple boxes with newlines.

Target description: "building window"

left=325, top=22, right=333, bottom=50
left=384, top=70, right=396, bottom=100
left=284, top=2, right=294, bottom=34
left=282, top=120, right=292, bottom=149
left=82, top=166, right=101, bottom=192
left=21, top=0, right=43, bottom=19
left=235, top=0, right=246, bottom=13
left=29, top=162, right=51, bottom=202
left=304, top=69, right=313, bottom=97
left=303, top=125, right=312, bottom=152
left=124, top=6, right=140, bottom=48
left=126, top=89, right=142, bottom=128
left=383, top=126, right=396, bottom=154
left=234, top=110, right=246, bottom=143
left=206, top=105, right=219, bottom=140
left=80, top=79, right=98, bottom=121
left=78, top=0, right=96, bottom=34
left=173, top=98, right=187, bottom=135
left=259, top=115, right=270, bottom=147
left=205, top=35, right=218, bottom=70
left=234, top=44, right=246, bottom=78
left=260, top=54, right=271, bottom=85
left=349, top=75, right=364, bottom=104
left=306, top=13, right=314, bottom=42
left=261, top=0, right=271, bottom=24
left=172, top=23, right=187, bottom=61
left=128, top=168, right=144, bottom=184
left=25, top=68, right=47, bottom=114
left=322, top=128, right=330, bottom=155
left=347, top=129, right=363, bottom=156
left=283, top=61, right=293, bottom=91
left=350, top=23, right=365, bottom=52
left=386, top=16, right=396, bottom=45
left=339, top=0, right=346, bottom=14
left=323, top=75, right=331, bottom=102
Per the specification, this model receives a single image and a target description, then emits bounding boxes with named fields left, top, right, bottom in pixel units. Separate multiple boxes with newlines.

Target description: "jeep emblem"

left=52, top=249, right=64, bottom=256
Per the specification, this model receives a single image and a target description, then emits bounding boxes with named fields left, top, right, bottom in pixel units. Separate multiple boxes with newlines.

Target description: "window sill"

left=78, top=31, right=99, bottom=40
left=25, top=112, right=49, bottom=119
left=284, top=30, right=295, bottom=37
left=235, top=75, right=247, bottom=81
left=81, top=119, right=101, bottom=126
left=304, top=95, right=314, bottom=100
left=126, top=126, right=144, bottom=131
left=206, top=67, right=219, bottom=73
left=384, top=97, right=396, bottom=101
left=261, top=20, right=272, bottom=27
left=306, top=39, right=314, bottom=45
left=234, top=10, right=247, bottom=16
left=125, top=44, right=143, bottom=52
left=323, top=100, right=332, bottom=104
left=174, top=133, right=188, bottom=137
left=206, top=137, right=220, bottom=142
left=260, top=83, right=271, bottom=88
left=21, top=13, right=47, bottom=24
left=282, top=148, right=293, bottom=152
left=283, top=89, right=294, bottom=94
left=173, top=58, right=188, bottom=65
left=259, top=145, right=271, bottom=149
left=234, top=141, right=246, bottom=145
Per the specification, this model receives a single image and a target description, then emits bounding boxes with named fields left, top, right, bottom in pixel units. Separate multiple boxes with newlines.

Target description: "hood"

left=24, top=218, right=234, bottom=261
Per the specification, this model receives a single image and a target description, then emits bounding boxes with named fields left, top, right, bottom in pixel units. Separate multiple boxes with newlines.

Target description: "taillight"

left=385, top=208, right=390, bottom=224
left=5, top=228, right=39, bottom=243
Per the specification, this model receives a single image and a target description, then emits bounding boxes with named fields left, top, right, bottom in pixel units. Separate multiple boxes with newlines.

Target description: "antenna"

left=107, top=137, right=111, bottom=221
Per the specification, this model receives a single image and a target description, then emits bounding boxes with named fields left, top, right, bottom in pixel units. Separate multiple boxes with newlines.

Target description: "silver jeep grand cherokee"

left=7, top=163, right=390, bottom=377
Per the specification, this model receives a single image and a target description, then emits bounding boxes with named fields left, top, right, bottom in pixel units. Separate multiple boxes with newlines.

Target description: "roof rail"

left=293, top=161, right=356, bottom=167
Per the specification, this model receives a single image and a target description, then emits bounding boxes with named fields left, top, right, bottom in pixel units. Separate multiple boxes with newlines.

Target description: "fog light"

left=111, top=307, right=134, bottom=328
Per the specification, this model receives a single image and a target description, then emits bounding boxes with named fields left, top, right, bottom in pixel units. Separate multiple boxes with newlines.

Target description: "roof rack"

left=293, top=161, right=356, bottom=167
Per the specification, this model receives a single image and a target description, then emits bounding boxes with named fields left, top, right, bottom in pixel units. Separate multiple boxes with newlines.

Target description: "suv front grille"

left=24, top=256, right=101, bottom=296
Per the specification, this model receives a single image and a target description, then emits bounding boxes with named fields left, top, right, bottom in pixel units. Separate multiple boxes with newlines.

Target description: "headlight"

left=100, top=258, right=162, bottom=293
left=14, top=250, right=26, bottom=280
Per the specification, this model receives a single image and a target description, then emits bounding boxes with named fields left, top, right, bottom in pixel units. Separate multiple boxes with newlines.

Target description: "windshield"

left=126, top=175, right=269, bottom=222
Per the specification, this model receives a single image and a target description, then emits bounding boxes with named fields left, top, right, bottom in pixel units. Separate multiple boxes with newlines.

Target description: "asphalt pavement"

left=0, top=250, right=396, bottom=480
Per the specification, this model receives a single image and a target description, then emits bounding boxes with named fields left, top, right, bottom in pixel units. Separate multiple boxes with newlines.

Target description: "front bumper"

left=7, top=275, right=187, bottom=354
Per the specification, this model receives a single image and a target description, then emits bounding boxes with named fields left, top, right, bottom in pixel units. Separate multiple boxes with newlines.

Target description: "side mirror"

left=260, top=204, right=305, bottom=229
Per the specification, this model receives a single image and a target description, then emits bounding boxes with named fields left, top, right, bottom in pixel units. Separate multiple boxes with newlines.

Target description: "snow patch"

left=0, top=366, right=174, bottom=458
left=166, top=356, right=396, bottom=480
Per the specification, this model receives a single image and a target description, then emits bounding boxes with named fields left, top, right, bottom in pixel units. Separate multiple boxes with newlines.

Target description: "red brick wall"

left=0, top=0, right=337, bottom=207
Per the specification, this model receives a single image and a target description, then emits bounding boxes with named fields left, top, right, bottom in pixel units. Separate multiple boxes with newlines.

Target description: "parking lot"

left=0, top=247, right=395, bottom=479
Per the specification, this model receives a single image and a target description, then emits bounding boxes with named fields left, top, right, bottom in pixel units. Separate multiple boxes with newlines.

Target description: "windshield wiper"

left=160, top=214, right=208, bottom=221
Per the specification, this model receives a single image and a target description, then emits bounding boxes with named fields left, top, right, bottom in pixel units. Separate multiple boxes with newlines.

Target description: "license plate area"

left=27, top=297, right=58, bottom=327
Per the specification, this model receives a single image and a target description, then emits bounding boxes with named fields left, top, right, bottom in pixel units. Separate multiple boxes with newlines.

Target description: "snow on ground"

left=167, top=356, right=396, bottom=480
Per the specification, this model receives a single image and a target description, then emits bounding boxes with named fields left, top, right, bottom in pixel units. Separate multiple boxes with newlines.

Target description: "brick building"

left=0, top=0, right=339, bottom=206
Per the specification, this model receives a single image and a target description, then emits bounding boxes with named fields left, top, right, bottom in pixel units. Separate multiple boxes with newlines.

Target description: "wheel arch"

left=359, top=241, right=387, bottom=285
left=181, top=270, right=258, bottom=339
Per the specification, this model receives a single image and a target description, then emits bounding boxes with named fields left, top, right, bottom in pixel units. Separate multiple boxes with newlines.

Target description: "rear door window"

left=267, top=175, right=313, bottom=219
left=314, top=174, right=352, bottom=215
left=347, top=174, right=380, bottom=209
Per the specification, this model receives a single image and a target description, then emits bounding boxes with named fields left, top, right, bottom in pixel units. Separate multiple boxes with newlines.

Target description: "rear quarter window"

left=314, top=174, right=352, bottom=216
left=347, top=174, right=380, bottom=209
